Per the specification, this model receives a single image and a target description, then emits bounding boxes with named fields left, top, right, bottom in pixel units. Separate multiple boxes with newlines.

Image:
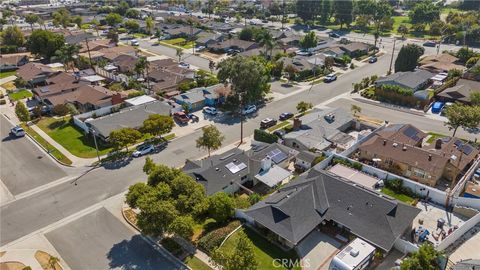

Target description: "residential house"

left=283, top=108, right=362, bottom=152
left=16, top=62, right=57, bottom=86
left=111, top=54, right=138, bottom=74
left=278, top=35, right=303, bottom=48
left=339, top=42, right=370, bottom=57
left=79, top=39, right=114, bottom=53
left=436, top=79, right=480, bottom=105
left=375, top=124, right=427, bottom=147
left=195, top=33, right=224, bottom=48
left=204, top=21, right=236, bottom=33
left=419, top=53, right=465, bottom=73
left=209, top=39, right=259, bottom=53
left=243, top=170, right=420, bottom=251
left=358, top=126, right=479, bottom=186
left=65, top=32, right=96, bottom=45
left=172, top=84, right=229, bottom=111
left=0, top=53, right=30, bottom=71
left=463, top=59, right=480, bottom=81
left=183, top=143, right=298, bottom=195
left=162, top=26, right=203, bottom=39
left=322, top=46, right=345, bottom=58
left=294, top=150, right=323, bottom=171
left=375, top=70, right=434, bottom=92
left=279, top=56, right=323, bottom=73
left=98, top=46, right=137, bottom=62
left=86, top=100, right=172, bottom=141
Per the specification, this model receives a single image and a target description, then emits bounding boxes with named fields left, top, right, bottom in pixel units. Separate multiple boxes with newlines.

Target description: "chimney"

left=428, top=154, right=432, bottom=161
left=293, top=117, right=302, bottom=131
left=383, top=140, right=386, bottom=146
left=402, top=145, right=407, bottom=151
left=435, top=139, right=443, bottom=149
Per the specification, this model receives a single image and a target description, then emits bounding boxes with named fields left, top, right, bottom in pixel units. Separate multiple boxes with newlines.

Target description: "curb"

left=23, top=132, right=74, bottom=168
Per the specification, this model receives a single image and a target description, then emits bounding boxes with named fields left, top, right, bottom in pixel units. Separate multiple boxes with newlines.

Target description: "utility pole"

left=445, top=149, right=464, bottom=211
left=388, top=38, right=397, bottom=75
left=84, top=37, right=93, bottom=69
left=281, top=0, right=286, bottom=30
left=239, top=94, right=244, bottom=145
left=90, top=128, right=101, bottom=163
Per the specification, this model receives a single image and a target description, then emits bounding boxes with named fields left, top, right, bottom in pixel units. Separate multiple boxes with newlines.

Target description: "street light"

left=90, top=128, right=101, bottom=163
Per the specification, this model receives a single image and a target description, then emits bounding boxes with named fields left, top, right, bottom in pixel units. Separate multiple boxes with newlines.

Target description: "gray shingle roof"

left=245, top=170, right=420, bottom=251
left=376, top=70, right=434, bottom=90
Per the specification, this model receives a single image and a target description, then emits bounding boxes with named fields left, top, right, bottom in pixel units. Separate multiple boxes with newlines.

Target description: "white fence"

left=394, top=238, right=419, bottom=254
left=436, top=212, right=480, bottom=251
left=340, top=123, right=386, bottom=157
left=73, top=105, right=118, bottom=133
left=94, top=66, right=129, bottom=84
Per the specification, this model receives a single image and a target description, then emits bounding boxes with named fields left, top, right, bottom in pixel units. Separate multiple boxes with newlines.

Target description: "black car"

left=273, top=129, right=286, bottom=138
left=260, top=118, right=277, bottom=129
left=423, top=41, right=436, bottom=47
left=368, top=56, right=377, bottom=63
left=279, top=112, right=294, bottom=121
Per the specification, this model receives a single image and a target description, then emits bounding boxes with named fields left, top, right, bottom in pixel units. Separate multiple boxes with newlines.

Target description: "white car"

left=324, top=73, right=337, bottom=82
left=203, top=106, right=218, bottom=115
left=10, top=126, right=25, bottom=137
left=132, top=144, right=154, bottom=157
left=242, top=105, right=257, bottom=115
left=131, top=39, right=139, bottom=46
left=195, top=46, right=206, bottom=51
left=295, top=50, right=312, bottom=56
left=179, top=62, right=190, bottom=68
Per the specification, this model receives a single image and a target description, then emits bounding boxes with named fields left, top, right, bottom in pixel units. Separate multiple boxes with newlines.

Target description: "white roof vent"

left=350, top=248, right=359, bottom=257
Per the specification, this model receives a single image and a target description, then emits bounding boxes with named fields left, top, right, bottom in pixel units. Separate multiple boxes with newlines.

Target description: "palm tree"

left=258, top=32, right=275, bottom=59
left=91, top=19, right=100, bottom=37
left=25, top=14, right=39, bottom=31
left=176, top=48, right=183, bottom=62
left=145, top=16, right=155, bottom=35
left=55, top=44, right=81, bottom=72
left=134, top=56, right=151, bottom=92
left=48, top=255, right=60, bottom=270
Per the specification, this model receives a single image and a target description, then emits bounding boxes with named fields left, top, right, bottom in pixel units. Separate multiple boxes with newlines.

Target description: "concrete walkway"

left=0, top=249, right=65, bottom=270
left=0, top=75, right=17, bottom=85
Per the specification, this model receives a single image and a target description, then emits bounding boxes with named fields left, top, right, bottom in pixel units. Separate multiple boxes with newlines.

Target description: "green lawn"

left=184, top=256, right=212, bottom=270
left=36, top=117, right=113, bottom=158
left=0, top=70, right=16, bottom=79
left=133, top=33, right=149, bottom=38
left=163, top=38, right=187, bottom=45
left=220, top=227, right=301, bottom=270
left=267, top=121, right=290, bottom=132
left=426, top=132, right=447, bottom=144
left=9, top=89, right=33, bottom=101
left=20, top=123, right=72, bottom=165
left=381, top=187, right=415, bottom=204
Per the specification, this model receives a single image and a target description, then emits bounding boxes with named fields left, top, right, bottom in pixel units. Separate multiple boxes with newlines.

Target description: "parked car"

left=324, top=73, right=337, bottom=83
left=423, top=41, right=436, bottom=47
left=226, top=49, right=241, bottom=55
left=242, top=105, right=257, bottom=115
left=431, top=101, right=444, bottom=114
left=295, top=50, right=312, bottom=56
left=203, top=106, right=218, bottom=115
left=131, top=39, right=139, bottom=46
left=132, top=144, right=154, bottom=157
left=10, top=126, right=25, bottom=137
left=329, top=32, right=340, bottom=38
left=195, top=46, right=206, bottom=51
left=368, top=56, right=377, bottom=63
left=260, top=118, right=277, bottom=129
left=188, top=113, right=199, bottom=122
left=273, top=129, right=286, bottom=138
left=174, top=111, right=190, bottom=124
left=279, top=112, right=294, bottom=120
left=179, top=62, right=190, bottom=68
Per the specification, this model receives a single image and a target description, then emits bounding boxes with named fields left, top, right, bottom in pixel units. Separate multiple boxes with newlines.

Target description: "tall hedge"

left=254, top=129, right=278, bottom=144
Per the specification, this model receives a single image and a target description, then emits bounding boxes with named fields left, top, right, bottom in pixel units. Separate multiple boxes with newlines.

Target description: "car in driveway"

left=132, top=144, right=154, bottom=157
left=260, top=118, right=277, bottom=129
left=10, top=126, right=25, bottom=137
left=195, top=45, right=206, bottom=51
left=295, top=50, right=312, bottom=56
left=226, top=49, right=241, bottom=55
left=203, top=106, right=218, bottom=115
left=279, top=112, right=294, bottom=121
left=173, top=111, right=190, bottom=124
left=324, top=73, right=337, bottom=83
left=242, top=105, right=257, bottom=115
left=131, top=39, right=139, bottom=46
left=273, top=129, right=286, bottom=138
left=368, top=56, right=377, bottom=63
left=188, top=113, right=199, bottom=122
left=329, top=32, right=340, bottom=38
left=179, top=62, right=190, bottom=68
left=423, top=41, right=436, bottom=47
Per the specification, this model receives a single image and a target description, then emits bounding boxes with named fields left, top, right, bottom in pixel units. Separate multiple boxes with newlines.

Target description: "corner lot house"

left=375, top=70, right=434, bottom=92
left=418, top=53, right=465, bottom=73
left=436, top=79, right=480, bottom=105
left=243, top=170, right=420, bottom=252
left=173, top=84, right=229, bottom=111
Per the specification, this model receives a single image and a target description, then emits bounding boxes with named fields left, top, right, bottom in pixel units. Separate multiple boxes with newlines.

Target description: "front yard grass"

left=8, top=89, right=32, bottom=101
left=381, top=187, right=415, bottom=204
left=426, top=132, right=447, bottom=144
left=219, top=227, right=301, bottom=270
left=20, top=123, right=73, bottom=165
left=267, top=121, right=290, bottom=132
left=36, top=116, right=113, bottom=158
left=184, top=256, right=212, bottom=270
left=0, top=70, right=16, bottom=79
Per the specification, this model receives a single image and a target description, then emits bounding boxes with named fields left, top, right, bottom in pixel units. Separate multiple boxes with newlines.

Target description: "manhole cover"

left=37, top=156, right=43, bottom=159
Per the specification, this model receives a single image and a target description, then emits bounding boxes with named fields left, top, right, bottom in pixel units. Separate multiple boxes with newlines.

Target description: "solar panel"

left=268, top=149, right=282, bottom=157
left=454, top=140, right=463, bottom=147
left=272, top=152, right=288, bottom=164
left=403, top=126, right=418, bottom=139
left=462, top=145, right=473, bottom=155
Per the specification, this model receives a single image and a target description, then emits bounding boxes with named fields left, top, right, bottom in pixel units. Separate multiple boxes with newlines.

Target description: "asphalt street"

left=45, top=207, right=180, bottom=270
left=0, top=115, right=67, bottom=195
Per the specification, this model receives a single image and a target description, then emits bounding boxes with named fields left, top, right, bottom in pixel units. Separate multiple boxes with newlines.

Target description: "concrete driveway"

left=45, top=207, right=182, bottom=270
left=296, top=230, right=342, bottom=270
left=0, top=115, right=66, bottom=196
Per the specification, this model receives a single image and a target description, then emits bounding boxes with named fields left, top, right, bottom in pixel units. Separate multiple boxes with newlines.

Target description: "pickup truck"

left=174, top=112, right=190, bottom=124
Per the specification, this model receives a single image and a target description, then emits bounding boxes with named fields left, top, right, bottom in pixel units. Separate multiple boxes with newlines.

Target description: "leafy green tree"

left=400, top=243, right=441, bottom=270
left=125, top=8, right=140, bottom=18
left=52, top=104, right=70, bottom=117
left=15, top=102, right=30, bottom=122
left=115, top=0, right=130, bottom=15
left=333, top=0, right=353, bottom=29
left=126, top=182, right=152, bottom=208
left=55, top=44, right=81, bottom=72
left=217, top=56, right=270, bottom=111
left=137, top=200, right=179, bottom=236
left=409, top=1, right=440, bottom=24
left=169, top=215, right=195, bottom=239
left=296, top=101, right=313, bottom=113
left=398, top=24, right=409, bottom=38
left=394, top=44, right=425, bottom=72
left=238, top=27, right=254, bottom=41
left=444, top=103, right=480, bottom=137
left=176, top=47, right=183, bottom=62
left=145, top=16, right=155, bottom=34
left=147, top=164, right=182, bottom=186
left=25, top=14, right=40, bottom=31
left=72, top=16, right=82, bottom=28
left=211, top=231, right=258, bottom=270
left=108, top=127, right=141, bottom=151
left=52, top=8, right=71, bottom=28
left=300, top=31, right=318, bottom=50
left=27, top=30, right=65, bottom=61
left=124, top=19, right=140, bottom=32
left=471, top=92, right=480, bottom=106
left=296, top=0, right=320, bottom=22
left=1, top=26, right=25, bottom=48
left=208, top=192, right=235, bottom=223
left=107, top=29, right=119, bottom=44
left=196, top=125, right=225, bottom=157
left=143, top=156, right=158, bottom=175
left=258, top=32, right=275, bottom=59
left=456, top=47, right=478, bottom=63
left=142, top=114, right=174, bottom=137
left=351, top=104, right=361, bottom=117
left=106, top=13, right=123, bottom=27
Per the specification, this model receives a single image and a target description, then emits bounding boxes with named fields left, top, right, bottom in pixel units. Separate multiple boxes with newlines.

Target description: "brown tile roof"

left=376, top=124, right=427, bottom=146
left=112, top=54, right=138, bottom=72
left=79, top=39, right=114, bottom=53
left=98, top=45, right=137, bottom=60
left=419, top=53, right=465, bottom=73
left=46, top=85, right=114, bottom=107
left=437, top=79, right=480, bottom=103
left=340, top=42, right=370, bottom=53
left=0, top=53, right=30, bottom=66
left=17, top=62, right=56, bottom=81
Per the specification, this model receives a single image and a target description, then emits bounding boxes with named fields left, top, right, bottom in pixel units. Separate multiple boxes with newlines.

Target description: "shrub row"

left=197, top=220, right=241, bottom=253
left=254, top=129, right=278, bottom=144
left=385, top=178, right=418, bottom=198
